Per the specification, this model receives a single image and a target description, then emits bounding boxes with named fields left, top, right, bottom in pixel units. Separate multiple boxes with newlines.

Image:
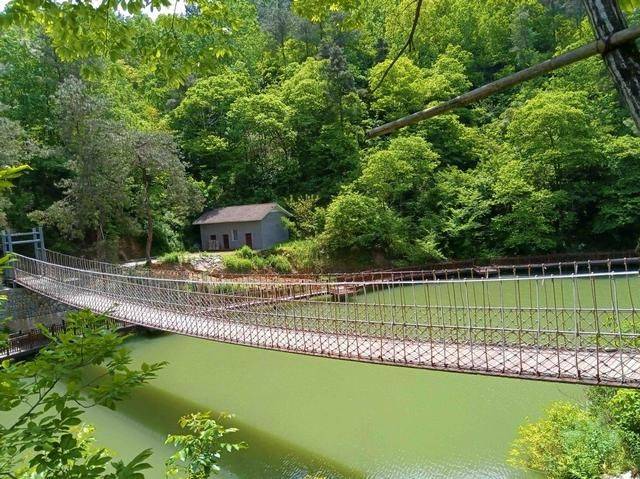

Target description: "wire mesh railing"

left=41, top=248, right=640, bottom=281
left=11, top=252, right=640, bottom=387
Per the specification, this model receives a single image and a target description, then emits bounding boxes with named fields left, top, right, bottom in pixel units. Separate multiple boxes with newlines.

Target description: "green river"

left=80, top=333, right=583, bottom=479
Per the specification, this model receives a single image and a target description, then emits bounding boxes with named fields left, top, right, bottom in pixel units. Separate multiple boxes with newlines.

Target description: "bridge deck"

left=15, top=271, right=640, bottom=387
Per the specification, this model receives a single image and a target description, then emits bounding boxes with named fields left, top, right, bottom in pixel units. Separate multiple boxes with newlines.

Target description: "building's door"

left=209, top=234, right=217, bottom=250
left=245, top=233, right=253, bottom=248
left=222, top=234, right=230, bottom=250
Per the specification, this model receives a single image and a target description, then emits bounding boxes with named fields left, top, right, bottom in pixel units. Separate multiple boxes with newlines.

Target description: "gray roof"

left=193, top=202, right=291, bottom=225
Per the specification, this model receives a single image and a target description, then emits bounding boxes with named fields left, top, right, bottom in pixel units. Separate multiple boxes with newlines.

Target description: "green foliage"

left=1, top=0, right=251, bottom=86
left=511, top=389, right=640, bottom=478
left=158, top=251, right=189, bottom=265
left=292, top=0, right=364, bottom=26
left=223, top=246, right=293, bottom=273
left=0, top=309, right=166, bottom=477
left=509, top=402, right=627, bottom=478
left=222, top=255, right=254, bottom=273
left=0, top=306, right=248, bottom=478
left=235, top=245, right=258, bottom=260
left=3, top=0, right=640, bottom=265
left=355, top=136, right=439, bottom=206
left=171, top=72, right=251, bottom=159
left=226, top=92, right=298, bottom=200
left=166, top=411, right=246, bottom=478
left=282, top=194, right=325, bottom=239
left=273, top=239, right=326, bottom=272
left=369, top=57, right=428, bottom=120
left=322, top=192, right=402, bottom=252
left=266, top=254, right=293, bottom=273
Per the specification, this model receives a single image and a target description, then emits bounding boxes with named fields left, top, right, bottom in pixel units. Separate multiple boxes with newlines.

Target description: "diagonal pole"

left=366, top=24, right=640, bottom=138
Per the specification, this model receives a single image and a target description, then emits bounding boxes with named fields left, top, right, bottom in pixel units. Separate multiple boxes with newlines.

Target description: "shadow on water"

left=102, top=368, right=363, bottom=479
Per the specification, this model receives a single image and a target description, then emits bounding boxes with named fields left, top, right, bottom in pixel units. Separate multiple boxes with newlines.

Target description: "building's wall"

left=199, top=221, right=264, bottom=251
left=260, top=212, right=289, bottom=249
left=198, top=213, right=289, bottom=251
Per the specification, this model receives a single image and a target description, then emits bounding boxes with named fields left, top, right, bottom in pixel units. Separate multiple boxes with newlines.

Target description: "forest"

left=1, top=0, right=640, bottom=267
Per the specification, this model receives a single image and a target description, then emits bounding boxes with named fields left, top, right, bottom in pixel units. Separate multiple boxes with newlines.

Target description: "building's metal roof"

left=193, top=202, right=291, bottom=225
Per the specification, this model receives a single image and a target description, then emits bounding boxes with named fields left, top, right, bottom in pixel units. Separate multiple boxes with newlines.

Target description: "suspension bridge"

left=2, top=233, right=639, bottom=388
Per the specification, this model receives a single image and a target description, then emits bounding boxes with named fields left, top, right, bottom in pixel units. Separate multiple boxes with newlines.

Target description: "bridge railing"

left=41, top=249, right=640, bottom=283
left=11, top=252, right=640, bottom=386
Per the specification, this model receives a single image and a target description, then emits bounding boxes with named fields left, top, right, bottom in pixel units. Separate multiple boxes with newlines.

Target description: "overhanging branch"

left=370, top=0, right=423, bottom=93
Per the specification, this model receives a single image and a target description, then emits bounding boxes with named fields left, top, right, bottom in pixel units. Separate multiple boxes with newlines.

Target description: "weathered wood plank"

left=583, top=0, right=640, bottom=131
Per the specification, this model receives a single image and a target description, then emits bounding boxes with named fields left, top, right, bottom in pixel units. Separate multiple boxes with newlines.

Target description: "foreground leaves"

left=166, top=412, right=247, bottom=479
left=0, top=309, right=166, bottom=478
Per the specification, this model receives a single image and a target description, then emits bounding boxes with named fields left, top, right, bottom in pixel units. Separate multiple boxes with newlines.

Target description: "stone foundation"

left=1, top=286, right=74, bottom=333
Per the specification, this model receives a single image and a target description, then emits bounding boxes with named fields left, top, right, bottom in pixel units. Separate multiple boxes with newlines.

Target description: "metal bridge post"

left=2, top=229, right=14, bottom=282
left=1, top=230, right=7, bottom=255
left=32, top=227, right=46, bottom=261
left=38, top=226, right=46, bottom=262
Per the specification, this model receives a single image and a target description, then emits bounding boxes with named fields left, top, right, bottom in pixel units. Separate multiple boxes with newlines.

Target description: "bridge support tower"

left=1, top=227, right=46, bottom=282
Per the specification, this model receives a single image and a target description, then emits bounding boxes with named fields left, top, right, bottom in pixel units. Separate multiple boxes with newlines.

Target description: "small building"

left=193, top=202, right=291, bottom=251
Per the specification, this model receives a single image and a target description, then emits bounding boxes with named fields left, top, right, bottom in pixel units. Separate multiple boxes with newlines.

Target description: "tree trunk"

left=145, top=209, right=153, bottom=267
left=142, top=170, right=153, bottom=266
left=582, top=0, right=640, bottom=131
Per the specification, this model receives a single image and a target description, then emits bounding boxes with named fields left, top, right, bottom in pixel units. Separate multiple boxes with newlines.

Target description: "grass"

left=157, top=251, right=190, bottom=265
left=223, top=246, right=292, bottom=274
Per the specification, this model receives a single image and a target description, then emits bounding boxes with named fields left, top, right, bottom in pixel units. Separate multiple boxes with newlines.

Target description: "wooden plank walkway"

left=15, top=271, right=640, bottom=387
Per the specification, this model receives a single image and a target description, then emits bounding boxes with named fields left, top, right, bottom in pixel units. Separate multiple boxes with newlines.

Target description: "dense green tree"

left=322, top=192, right=403, bottom=252
left=354, top=135, right=439, bottom=207
left=0, top=115, right=43, bottom=227
left=30, top=77, right=133, bottom=257
left=2, top=0, right=640, bottom=263
left=226, top=92, right=298, bottom=200
left=130, top=130, right=204, bottom=264
left=369, top=57, right=428, bottom=121
left=171, top=72, right=252, bottom=160
left=592, top=135, right=640, bottom=245
left=280, top=58, right=363, bottom=199
left=489, top=156, right=561, bottom=253
left=417, top=166, right=493, bottom=258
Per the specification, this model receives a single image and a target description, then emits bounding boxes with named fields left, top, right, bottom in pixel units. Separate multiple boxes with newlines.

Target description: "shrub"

left=222, top=255, right=253, bottom=273
left=321, top=192, right=404, bottom=252
left=509, top=402, right=627, bottom=478
left=252, top=255, right=268, bottom=270
left=274, top=239, right=325, bottom=272
left=267, top=254, right=292, bottom=273
left=282, top=194, right=325, bottom=239
left=236, top=245, right=258, bottom=259
left=158, top=251, right=189, bottom=265
left=394, top=233, right=446, bottom=266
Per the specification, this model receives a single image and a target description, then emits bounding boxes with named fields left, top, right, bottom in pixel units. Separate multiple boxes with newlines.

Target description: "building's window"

left=232, top=229, right=238, bottom=241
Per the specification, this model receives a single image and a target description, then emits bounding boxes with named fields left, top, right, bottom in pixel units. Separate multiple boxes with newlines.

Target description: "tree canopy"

left=0, top=0, right=639, bottom=264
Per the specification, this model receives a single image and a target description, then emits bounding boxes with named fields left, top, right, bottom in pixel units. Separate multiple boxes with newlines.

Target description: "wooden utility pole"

left=366, top=25, right=640, bottom=138
left=366, top=0, right=640, bottom=138
left=582, top=0, right=640, bottom=131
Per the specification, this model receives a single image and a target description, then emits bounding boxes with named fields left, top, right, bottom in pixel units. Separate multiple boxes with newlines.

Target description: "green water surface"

left=79, top=333, right=583, bottom=478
